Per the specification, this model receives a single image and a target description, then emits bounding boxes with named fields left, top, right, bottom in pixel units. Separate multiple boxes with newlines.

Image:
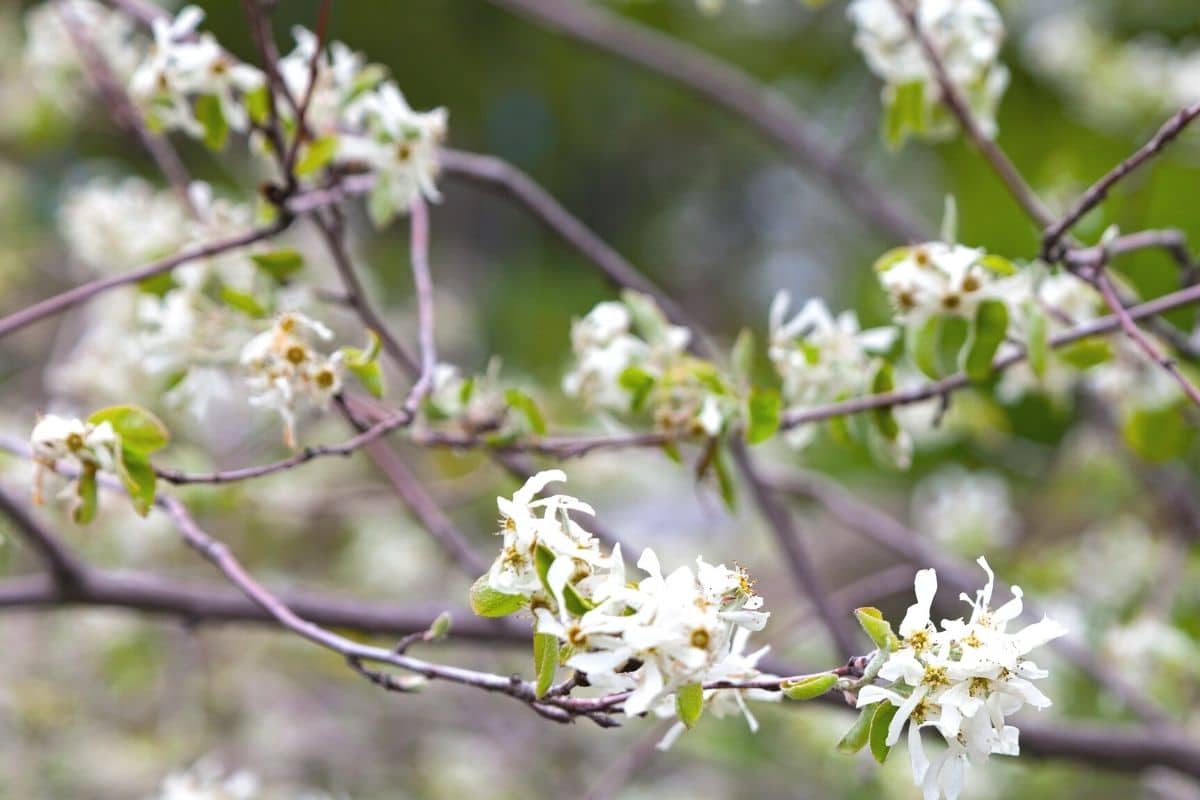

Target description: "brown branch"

left=481, top=0, right=926, bottom=243
left=766, top=469, right=1176, bottom=728
left=0, top=222, right=287, bottom=340
left=888, top=0, right=1054, bottom=228
left=0, top=484, right=87, bottom=590
left=780, top=280, right=1200, bottom=430
left=1044, top=101, right=1200, bottom=258
left=1095, top=271, right=1200, bottom=409
left=0, top=570, right=524, bottom=642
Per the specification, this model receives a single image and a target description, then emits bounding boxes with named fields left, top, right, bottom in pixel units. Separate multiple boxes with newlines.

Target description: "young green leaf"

left=88, top=405, right=169, bottom=454
left=962, top=299, right=1009, bottom=382
left=978, top=254, right=1018, bottom=276
left=908, top=315, right=945, bottom=380
left=675, top=682, right=705, bottom=728
left=869, top=363, right=900, bottom=441
left=535, top=543, right=555, bottom=595
left=782, top=672, right=837, bottom=701
left=117, top=446, right=157, bottom=517
left=504, top=388, right=547, bottom=435
left=836, top=706, right=875, bottom=754
left=244, top=84, right=271, bottom=126
left=1121, top=402, right=1194, bottom=462
left=619, top=366, right=656, bottom=413
left=468, top=574, right=526, bottom=618
left=873, top=246, right=913, bottom=274
left=73, top=467, right=98, bottom=525
left=1057, top=338, right=1113, bottom=369
left=855, top=607, right=898, bottom=651
left=884, top=80, right=924, bottom=149
left=219, top=284, right=269, bottom=318
left=194, top=93, right=229, bottom=150
left=869, top=702, right=899, bottom=763
left=533, top=632, right=558, bottom=699
left=562, top=582, right=595, bottom=617
left=295, top=136, right=339, bottom=177
left=746, top=388, right=781, bottom=445
left=711, top=444, right=737, bottom=511
left=367, top=179, right=396, bottom=228
left=250, top=249, right=305, bottom=283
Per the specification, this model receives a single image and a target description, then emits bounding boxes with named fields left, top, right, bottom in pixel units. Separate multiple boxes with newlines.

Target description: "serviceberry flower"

left=848, top=0, right=1008, bottom=141
left=128, top=6, right=265, bottom=138
left=340, top=83, right=447, bottom=225
left=768, top=291, right=897, bottom=447
left=29, top=414, right=120, bottom=509
left=855, top=558, right=1066, bottom=800
left=875, top=241, right=1027, bottom=322
left=240, top=313, right=345, bottom=448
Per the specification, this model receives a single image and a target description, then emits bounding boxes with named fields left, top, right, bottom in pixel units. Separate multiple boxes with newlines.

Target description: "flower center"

left=922, top=665, right=949, bottom=688
left=286, top=345, right=308, bottom=364
left=690, top=629, right=711, bottom=650
left=65, top=432, right=85, bottom=451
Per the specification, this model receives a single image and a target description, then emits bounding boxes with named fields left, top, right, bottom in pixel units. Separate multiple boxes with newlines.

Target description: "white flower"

left=341, top=83, right=447, bottom=220
left=855, top=558, right=1065, bottom=799
left=848, top=0, right=1008, bottom=139
left=60, top=176, right=188, bottom=273
left=240, top=312, right=345, bottom=448
left=29, top=414, right=121, bottom=506
left=877, top=241, right=1029, bottom=322
left=128, top=6, right=265, bottom=137
left=913, top=467, right=1019, bottom=550
left=768, top=291, right=896, bottom=447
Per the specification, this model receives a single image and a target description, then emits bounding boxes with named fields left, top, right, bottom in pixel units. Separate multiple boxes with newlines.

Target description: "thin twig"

left=0, top=483, right=88, bottom=590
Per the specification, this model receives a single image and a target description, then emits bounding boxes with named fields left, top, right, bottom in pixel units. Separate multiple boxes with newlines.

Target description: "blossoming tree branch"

left=2, top=0, right=1200, bottom=796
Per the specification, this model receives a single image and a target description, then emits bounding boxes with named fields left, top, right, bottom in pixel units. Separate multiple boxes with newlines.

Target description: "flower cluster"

left=23, top=0, right=140, bottom=117
left=768, top=291, right=896, bottom=447
left=912, top=466, right=1019, bottom=551
left=240, top=312, right=345, bottom=448
left=875, top=241, right=1026, bottom=323
left=475, top=471, right=775, bottom=742
left=564, top=293, right=732, bottom=437
left=60, top=175, right=189, bottom=273
left=129, top=6, right=266, bottom=138
left=855, top=558, right=1066, bottom=800
left=848, top=0, right=1009, bottom=141
left=29, top=414, right=120, bottom=505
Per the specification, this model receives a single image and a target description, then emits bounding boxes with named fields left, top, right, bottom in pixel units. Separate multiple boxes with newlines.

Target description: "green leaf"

left=194, top=93, right=229, bottom=150
left=711, top=444, right=736, bottom=511
left=88, top=405, right=169, bottom=453
left=1057, top=338, right=1113, bottom=369
left=562, top=582, right=595, bottom=617
left=873, top=246, right=912, bottom=274
left=1122, top=403, right=1195, bottom=462
left=137, top=272, right=178, bottom=297
left=468, top=574, right=526, bottom=618
left=117, top=446, right=156, bottom=517
left=962, top=299, right=1009, bottom=381
left=732, top=328, right=755, bottom=384
left=675, top=682, right=704, bottom=729
left=908, top=315, right=945, bottom=380
left=535, top=544, right=555, bottom=595
left=884, top=80, right=924, bottom=149
left=219, top=284, right=269, bottom=318
left=250, top=249, right=305, bottom=283
left=869, top=363, right=900, bottom=441
left=619, top=366, right=656, bottom=413
left=782, top=672, right=837, bottom=701
left=367, top=180, right=397, bottom=228
left=73, top=468, right=98, bottom=525
left=1027, top=307, right=1048, bottom=378
left=427, top=611, right=452, bottom=641
left=869, top=703, right=899, bottom=763
left=504, top=388, right=547, bottom=435
left=978, top=254, right=1018, bottom=276
left=855, top=607, right=898, bottom=651
left=245, top=84, right=271, bottom=126
left=533, top=632, right=558, bottom=699
left=746, top=388, right=781, bottom=445
left=348, top=360, right=385, bottom=398
left=836, top=707, right=875, bottom=754
left=295, top=135, right=339, bottom=177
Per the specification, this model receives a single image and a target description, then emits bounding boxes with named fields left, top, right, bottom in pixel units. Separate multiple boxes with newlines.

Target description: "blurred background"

left=0, top=0, right=1199, bottom=797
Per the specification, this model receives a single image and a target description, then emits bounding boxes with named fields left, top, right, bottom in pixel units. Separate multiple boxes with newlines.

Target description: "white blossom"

left=913, top=467, right=1019, bottom=550
left=128, top=6, right=265, bottom=137
left=240, top=312, right=345, bottom=448
left=340, top=83, right=447, bottom=221
left=60, top=176, right=188, bottom=273
left=848, top=0, right=1009, bottom=139
left=29, top=414, right=120, bottom=505
left=877, top=241, right=1029, bottom=323
left=856, top=557, right=1065, bottom=800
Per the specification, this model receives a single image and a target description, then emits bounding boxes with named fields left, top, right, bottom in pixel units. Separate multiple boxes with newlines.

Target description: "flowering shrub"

left=1, top=0, right=1198, bottom=796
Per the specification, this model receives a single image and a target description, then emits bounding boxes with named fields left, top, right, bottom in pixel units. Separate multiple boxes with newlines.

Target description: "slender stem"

left=0, top=483, right=88, bottom=590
